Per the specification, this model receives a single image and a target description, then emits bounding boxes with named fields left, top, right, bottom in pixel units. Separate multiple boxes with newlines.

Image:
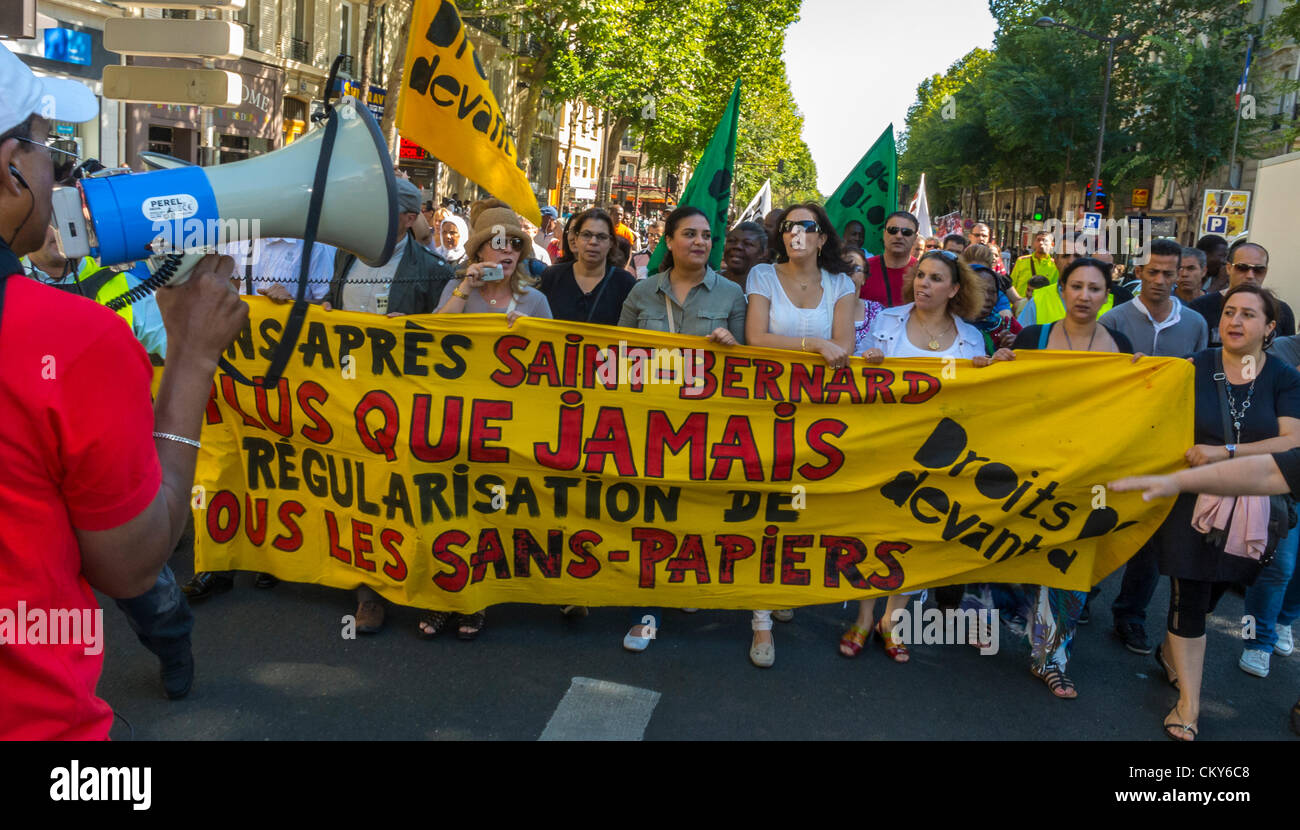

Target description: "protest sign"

left=190, top=300, right=1191, bottom=611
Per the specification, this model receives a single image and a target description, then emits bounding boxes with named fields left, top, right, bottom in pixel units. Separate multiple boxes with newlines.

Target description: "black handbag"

left=1207, top=349, right=1295, bottom=568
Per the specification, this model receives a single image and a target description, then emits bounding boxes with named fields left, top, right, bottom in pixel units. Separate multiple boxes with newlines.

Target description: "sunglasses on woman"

left=491, top=236, right=527, bottom=251
left=780, top=219, right=821, bottom=234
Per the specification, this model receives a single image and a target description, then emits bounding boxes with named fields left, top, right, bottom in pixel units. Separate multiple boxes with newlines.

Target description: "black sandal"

left=457, top=611, right=485, bottom=641
left=417, top=610, right=452, bottom=639
left=1164, top=707, right=1198, bottom=742
left=1033, top=663, right=1078, bottom=699
left=1154, top=643, right=1180, bottom=690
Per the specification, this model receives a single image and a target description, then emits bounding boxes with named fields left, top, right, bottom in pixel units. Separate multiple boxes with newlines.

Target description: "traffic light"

left=666, top=172, right=679, bottom=193
left=1094, top=189, right=1108, bottom=213
left=1032, top=195, right=1045, bottom=222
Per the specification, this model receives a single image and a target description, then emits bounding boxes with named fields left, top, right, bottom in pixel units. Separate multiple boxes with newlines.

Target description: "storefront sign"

left=128, top=55, right=284, bottom=145
left=399, top=137, right=431, bottom=161
left=43, top=27, right=90, bottom=66
left=331, top=78, right=385, bottom=118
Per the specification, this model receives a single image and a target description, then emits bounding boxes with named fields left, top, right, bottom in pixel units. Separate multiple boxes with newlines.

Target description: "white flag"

left=733, top=179, right=772, bottom=228
left=908, top=173, right=933, bottom=238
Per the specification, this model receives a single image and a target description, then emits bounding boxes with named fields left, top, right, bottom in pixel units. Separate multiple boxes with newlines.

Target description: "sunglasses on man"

left=1230, top=262, right=1267, bottom=276
left=14, top=135, right=81, bottom=184
left=886, top=225, right=916, bottom=237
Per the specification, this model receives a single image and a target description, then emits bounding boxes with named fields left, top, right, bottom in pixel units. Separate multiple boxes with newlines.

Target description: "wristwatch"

left=1226, top=444, right=1237, bottom=459
left=452, top=286, right=469, bottom=300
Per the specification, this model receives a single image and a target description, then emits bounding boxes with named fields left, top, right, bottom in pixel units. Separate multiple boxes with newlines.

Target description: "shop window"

left=219, top=134, right=251, bottom=164
left=148, top=125, right=174, bottom=156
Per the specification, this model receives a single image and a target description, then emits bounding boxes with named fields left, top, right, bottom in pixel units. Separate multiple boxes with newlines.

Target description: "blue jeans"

left=114, top=564, right=194, bottom=663
left=1244, top=523, right=1300, bottom=654
left=1111, top=538, right=1160, bottom=628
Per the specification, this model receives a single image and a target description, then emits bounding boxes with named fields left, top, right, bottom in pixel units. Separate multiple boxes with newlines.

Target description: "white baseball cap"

left=0, top=44, right=98, bottom=136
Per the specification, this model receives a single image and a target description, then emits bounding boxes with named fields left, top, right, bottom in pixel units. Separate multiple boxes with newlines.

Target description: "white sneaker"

left=623, top=624, right=653, bottom=652
left=1239, top=648, right=1270, bottom=678
left=1277, top=624, right=1294, bottom=657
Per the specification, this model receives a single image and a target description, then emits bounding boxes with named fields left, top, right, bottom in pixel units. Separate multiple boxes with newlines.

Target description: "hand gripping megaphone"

left=50, top=95, right=397, bottom=277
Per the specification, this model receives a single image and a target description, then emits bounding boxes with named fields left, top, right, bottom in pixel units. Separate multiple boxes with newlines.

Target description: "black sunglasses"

left=885, top=226, right=916, bottom=237
left=1231, top=262, right=1267, bottom=275
left=780, top=219, right=821, bottom=234
left=490, top=236, right=527, bottom=252
left=15, top=135, right=80, bottom=184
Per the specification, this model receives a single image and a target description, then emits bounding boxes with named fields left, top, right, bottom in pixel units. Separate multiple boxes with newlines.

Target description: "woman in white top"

left=743, top=203, right=858, bottom=668
left=841, top=250, right=996, bottom=663
left=862, top=250, right=989, bottom=362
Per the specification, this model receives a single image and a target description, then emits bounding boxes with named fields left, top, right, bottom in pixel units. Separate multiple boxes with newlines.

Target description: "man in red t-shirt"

left=0, top=49, right=249, bottom=739
left=860, top=210, right=919, bottom=308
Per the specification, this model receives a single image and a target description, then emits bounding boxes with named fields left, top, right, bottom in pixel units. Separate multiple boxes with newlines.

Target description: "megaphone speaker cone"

left=78, top=97, right=398, bottom=268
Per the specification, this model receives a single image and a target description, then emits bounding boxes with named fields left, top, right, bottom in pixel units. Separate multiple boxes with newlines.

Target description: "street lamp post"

left=1036, top=17, right=1133, bottom=215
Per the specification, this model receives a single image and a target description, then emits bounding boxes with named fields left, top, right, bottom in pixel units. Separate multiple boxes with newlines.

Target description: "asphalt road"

left=96, top=548, right=1300, bottom=741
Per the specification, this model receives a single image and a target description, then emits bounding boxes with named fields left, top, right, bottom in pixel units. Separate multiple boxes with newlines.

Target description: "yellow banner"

left=191, top=299, right=1192, bottom=611
left=397, top=0, right=541, bottom=225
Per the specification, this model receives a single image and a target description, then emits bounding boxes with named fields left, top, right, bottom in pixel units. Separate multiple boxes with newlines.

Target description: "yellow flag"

left=397, top=0, right=541, bottom=225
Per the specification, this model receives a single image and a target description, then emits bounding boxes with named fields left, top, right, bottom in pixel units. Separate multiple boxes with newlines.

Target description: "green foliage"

left=457, top=0, right=813, bottom=194
left=734, top=66, right=821, bottom=208
left=900, top=0, right=1286, bottom=220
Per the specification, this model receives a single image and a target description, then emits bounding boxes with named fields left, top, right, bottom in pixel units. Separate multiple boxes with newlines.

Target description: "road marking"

left=538, top=677, right=661, bottom=741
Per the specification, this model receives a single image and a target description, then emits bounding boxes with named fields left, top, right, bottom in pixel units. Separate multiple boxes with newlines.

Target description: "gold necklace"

left=914, top=315, right=952, bottom=350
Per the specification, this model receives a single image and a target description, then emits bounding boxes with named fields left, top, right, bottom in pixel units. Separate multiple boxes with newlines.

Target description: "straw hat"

left=463, top=206, right=531, bottom=261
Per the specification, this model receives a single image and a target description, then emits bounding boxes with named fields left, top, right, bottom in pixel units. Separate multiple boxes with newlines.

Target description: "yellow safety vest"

left=1034, top=280, right=1114, bottom=325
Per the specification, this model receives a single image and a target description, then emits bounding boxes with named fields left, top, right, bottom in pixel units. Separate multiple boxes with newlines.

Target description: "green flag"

left=824, top=125, right=896, bottom=249
left=648, top=79, right=741, bottom=273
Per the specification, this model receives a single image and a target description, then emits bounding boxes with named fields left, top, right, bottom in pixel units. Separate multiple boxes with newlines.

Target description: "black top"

left=1189, top=291, right=1297, bottom=347
left=1154, top=349, right=1300, bottom=583
left=1273, top=448, right=1300, bottom=498
left=1012, top=323, right=1135, bottom=354
left=1190, top=348, right=1300, bottom=445
left=537, top=262, right=637, bottom=326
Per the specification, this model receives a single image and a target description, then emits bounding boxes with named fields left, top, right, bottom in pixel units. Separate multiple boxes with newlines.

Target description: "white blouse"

left=745, top=263, right=855, bottom=340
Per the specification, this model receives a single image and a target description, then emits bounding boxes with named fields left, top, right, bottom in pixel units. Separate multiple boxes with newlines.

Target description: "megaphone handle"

left=252, top=107, right=342, bottom=391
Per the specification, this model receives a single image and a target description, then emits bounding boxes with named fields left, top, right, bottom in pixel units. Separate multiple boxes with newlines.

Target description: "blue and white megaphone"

left=50, top=96, right=397, bottom=279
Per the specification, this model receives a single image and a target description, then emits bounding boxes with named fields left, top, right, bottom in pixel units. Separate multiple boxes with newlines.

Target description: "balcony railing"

left=288, top=37, right=310, bottom=63
left=463, top=15, right=507, bottom=39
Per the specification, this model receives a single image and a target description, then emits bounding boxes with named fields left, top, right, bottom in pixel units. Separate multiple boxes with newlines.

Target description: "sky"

left=784, top=0, right=999, bottom=194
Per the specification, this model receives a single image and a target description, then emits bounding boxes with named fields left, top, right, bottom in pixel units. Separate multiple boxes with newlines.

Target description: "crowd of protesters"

left=180, top=193, right=1300, bottom=742
left=3, top=47, right=1297, bottom=740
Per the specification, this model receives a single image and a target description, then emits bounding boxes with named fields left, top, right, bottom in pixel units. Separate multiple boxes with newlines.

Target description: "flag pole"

left=1228, top=33, right=1253, bottom=190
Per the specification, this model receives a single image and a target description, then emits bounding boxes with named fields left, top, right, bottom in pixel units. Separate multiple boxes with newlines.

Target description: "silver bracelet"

left=153, top=431, right=201, bottom=450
